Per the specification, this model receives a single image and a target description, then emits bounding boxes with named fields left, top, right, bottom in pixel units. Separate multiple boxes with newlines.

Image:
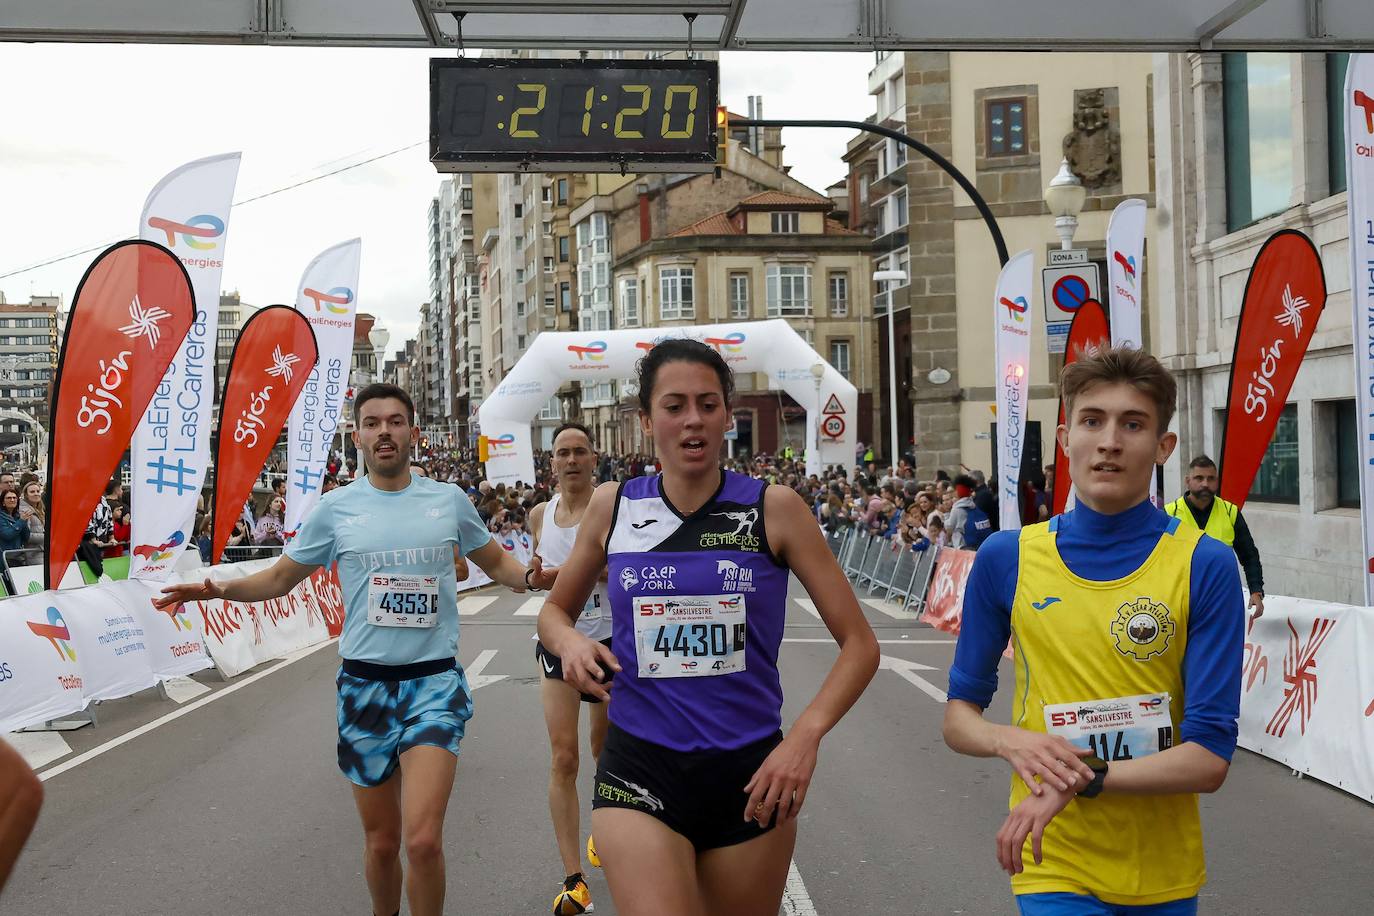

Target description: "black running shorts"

left=535, top=638, right=614, bottom=703
left=592, top=724, right=785, bottom=851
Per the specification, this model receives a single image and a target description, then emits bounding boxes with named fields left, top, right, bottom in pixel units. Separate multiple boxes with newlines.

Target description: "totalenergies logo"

left=1113, top=251, right=1138, bottom=286
left=567, top=340, right=608, bottom=361
left=999, top=296, right=1028, bottom=323
left=147, top=213, right=225, bottom=250
left=1354, top=89, right=1374, bottom=134
left=303, top=286, right=354, bottom=315
left=28, top=606, right=77, bottom=661
left=152, top=598, right=195, bottom=632
left=704, top=331, right=746, bottom=353
left=635, top=341, right=656, bottom=353
left=489, top=433, right=516, bottom=450
left=133, top=530, right=184, bottom=564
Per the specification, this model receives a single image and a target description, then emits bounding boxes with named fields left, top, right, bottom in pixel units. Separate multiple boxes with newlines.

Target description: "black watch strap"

left=524, top=567, right=541, bottom=591
left=1078, top=756, right=1109, bottom=798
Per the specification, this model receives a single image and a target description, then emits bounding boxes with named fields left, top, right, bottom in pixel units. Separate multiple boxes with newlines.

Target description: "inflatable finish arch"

left=478, top=319, right=858, bottom=486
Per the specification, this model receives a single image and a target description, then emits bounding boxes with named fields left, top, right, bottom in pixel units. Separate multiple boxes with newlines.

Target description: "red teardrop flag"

left=1051, top=298, right=1111, bottom=516
left=210, top=305, right=319, bottom=563
left=47, top=241, right=195, bottom=588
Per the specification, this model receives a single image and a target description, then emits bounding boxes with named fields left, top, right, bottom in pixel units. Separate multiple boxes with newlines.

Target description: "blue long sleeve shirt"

left=947, top=499, right=1245, bottom=762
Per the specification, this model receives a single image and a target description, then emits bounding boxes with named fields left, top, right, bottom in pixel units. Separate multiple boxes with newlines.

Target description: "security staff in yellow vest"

left=1165, top=455, right=1265, bottom=619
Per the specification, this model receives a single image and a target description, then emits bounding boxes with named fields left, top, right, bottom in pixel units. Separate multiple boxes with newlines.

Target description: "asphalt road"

left=6, top=581, right=1374, bottom=915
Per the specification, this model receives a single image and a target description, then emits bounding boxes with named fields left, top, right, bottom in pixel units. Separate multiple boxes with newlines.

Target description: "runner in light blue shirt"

left=157, top=383, right=550, bottom=916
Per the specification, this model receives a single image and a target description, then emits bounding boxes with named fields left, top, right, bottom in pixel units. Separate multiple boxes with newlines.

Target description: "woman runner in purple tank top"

left=537, top=339, right=878, bottom=916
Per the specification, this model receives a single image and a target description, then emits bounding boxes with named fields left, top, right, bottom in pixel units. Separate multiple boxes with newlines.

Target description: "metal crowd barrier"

left=833, top=527, right=940, bottom=618
left=220, top=545, right=286, bottom=563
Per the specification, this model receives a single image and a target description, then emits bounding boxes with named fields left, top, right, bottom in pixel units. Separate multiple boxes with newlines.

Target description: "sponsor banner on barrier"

left=0, top=591, right=90, bottom=732
left=1238, top=595, right=1374, bottom=804
left=921, top=548, right=976, bottom=635
left=188, top=563, right=258, bottom=679
left=118, top=580, right=213, bottom=679
left=62, top=587, right=157, bottom=703
left=306, top=565, right=346, bottom=639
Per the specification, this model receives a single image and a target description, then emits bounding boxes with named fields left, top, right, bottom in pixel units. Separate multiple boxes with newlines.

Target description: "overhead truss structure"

left=2, top=0, right=1371, bottom=51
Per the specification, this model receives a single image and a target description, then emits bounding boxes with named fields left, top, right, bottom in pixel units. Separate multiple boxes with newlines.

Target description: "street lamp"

left=808, top=361, right=825, bottom=477
left=368, top=323, right=392, bottom=383
left=1044, top=159, right=1086, bottom=250
left=872, top=268, right=907, bottom=480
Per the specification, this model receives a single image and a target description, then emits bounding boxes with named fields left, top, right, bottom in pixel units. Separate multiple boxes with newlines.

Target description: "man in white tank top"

left=530, top=423, right=612, bottom=915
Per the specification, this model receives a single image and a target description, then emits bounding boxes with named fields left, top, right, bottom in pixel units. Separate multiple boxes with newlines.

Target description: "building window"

left=619, top=278, right=639, bottom=327
left=542, top=186, right=553, bottom=203
left=517, top=333, right=527, bottom=351
left=659, top=267, right=695, bottom=320
left=539, top=396, right=561, bottom=420
left=1223, top=53, right=1294, bottom=231
left=515, top=268, right=524, bottom=284
left=560, top=282, right=572, bottom=312
left=829, top=340, right=851, bottom=380
left=516, top=300, right=526, bottom=318
left=544, top=257, right=555, bottom=273
left=1336, top=399, right=1361, bottom=508
left=766, top=265, right=812, bottom=317
left=557, top=178, right=569, bottom=205
left=1249, top=403, right=1299, bottom=504
left=985, top=97, right=1027, bottom=156
left=514, top=236, right=524, bottom=252
left=558, top=236, right=570, bottom=262
left=514, top=203, right=523, bottom=218
left=771, top=212, right=800, bottom=234
left=828, top=272, right=849, bottom=317
left=729, top=272, right=750, bottom=319
left=1328, top=53, right=1352, bottom=196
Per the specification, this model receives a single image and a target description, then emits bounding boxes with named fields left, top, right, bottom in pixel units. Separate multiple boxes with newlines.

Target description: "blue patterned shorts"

left=335, top=666, right=473, bottom=787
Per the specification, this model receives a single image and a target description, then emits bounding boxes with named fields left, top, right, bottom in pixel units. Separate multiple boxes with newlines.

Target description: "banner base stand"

left=22, top=715, right=94, bottom=732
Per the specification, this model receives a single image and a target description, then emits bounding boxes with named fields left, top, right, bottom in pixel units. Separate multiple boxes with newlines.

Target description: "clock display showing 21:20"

left=443, top=72, right=712, bottom=153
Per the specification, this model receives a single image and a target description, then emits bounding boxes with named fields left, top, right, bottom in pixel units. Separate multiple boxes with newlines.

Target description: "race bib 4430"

left=633, top=594, right=746, bottom=678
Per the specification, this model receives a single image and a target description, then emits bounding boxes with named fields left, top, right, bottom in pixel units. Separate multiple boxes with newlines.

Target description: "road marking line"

left=794, top=599, right=821, bottom=619
left=467, top=649, right=508, bottom=690
left=879, top=654, right=947, bottom=702
left=7, top=732, right=72, bottom=770
left=458, top=596, right=498, bottom=616
left=862, top=598, right=912, bottom=619
left=514, top=596, right=544, bottom=616
left=162, top=676, right=211, bottom=704
left=782, top=858, right=819, bottom=916
left=36, top=638, right=338, bottom=783
left=782, top=638, right=954, bottom=645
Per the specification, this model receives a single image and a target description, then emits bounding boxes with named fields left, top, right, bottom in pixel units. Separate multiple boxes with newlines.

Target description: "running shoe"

left=586, top=834, right=601, bottom=868
left=552, top=873, right=593, bottom=915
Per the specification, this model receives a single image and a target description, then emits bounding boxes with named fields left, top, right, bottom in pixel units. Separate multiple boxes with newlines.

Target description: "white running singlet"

left=537, top=493, right=612, bottom=641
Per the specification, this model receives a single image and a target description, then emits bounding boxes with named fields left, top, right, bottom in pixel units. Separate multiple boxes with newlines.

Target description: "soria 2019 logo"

left=567, top=340, right=608, bottom=361
left=1000, top=296, right=1028, bottom=323
left=704, top=332, right=747, bottom=353
left=133, top=530, right=184, bottom=564
left=147, top=213, right=226, bottom=250
left=1113, top=251, right=1138, bottom=286
left=28, top=606, right=77, bottom=661
left=303, top=286, right=354, bottom=315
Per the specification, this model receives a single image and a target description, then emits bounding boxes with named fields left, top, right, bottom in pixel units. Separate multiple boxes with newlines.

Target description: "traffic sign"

left=1048, top=248, right=1089, bottom=266
left=822, top=393, right=845, bottom=414
left=725, top=426, right=738, bottom=441
left=1041, top=263, right=1100, bottom=325
left=821, top=415, right=846, bottom=439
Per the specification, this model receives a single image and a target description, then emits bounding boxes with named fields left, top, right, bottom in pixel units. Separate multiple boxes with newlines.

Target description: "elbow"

left=1198, top=757, right=1230, bottom=794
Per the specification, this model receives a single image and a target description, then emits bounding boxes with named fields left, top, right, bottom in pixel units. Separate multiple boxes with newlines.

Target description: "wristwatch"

left=1078, top=755, right=1109, bottom=798
left=524, top=567, right=541, bottom=591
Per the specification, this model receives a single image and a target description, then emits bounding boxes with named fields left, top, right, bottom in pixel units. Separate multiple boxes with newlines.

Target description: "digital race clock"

left=430, top=58, right=720, bottom=173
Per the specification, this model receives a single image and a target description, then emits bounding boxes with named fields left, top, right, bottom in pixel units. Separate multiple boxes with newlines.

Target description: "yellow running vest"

left=1165, top=496, right=1237, bottom=547
left=1009, top=514, right=1205, bottom=905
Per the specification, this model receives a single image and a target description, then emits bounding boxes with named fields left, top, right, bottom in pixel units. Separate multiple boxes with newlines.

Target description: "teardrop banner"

left=211, top=305, right=319, bottom=564
left=46, top=241, right=196, bottom=589
left=1219, top=230, right=1327, bottom=509
left=1051, top=298, right=1111, bottom=516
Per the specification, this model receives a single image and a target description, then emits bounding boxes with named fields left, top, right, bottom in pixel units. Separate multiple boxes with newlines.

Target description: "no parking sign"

left=1041, top=258, right=1101, bottom=353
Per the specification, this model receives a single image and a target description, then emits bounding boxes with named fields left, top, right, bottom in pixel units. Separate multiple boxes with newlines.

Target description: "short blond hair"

left=1060, top=346, right=1176, bottom=434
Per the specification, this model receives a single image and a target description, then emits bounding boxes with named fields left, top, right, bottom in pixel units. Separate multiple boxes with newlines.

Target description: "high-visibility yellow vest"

left=1165, top=496, right=1237, bottom=547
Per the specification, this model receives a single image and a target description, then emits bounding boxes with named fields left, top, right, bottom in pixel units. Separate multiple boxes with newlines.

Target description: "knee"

left=404, top=828, right=443, bottom=865
left=549, top=745, right=579, bottom=782
left=364, top=828, right=401, bottom=863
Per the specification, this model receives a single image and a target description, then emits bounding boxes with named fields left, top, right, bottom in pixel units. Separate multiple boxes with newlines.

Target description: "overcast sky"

left=0, top=44, right=875, bottom=347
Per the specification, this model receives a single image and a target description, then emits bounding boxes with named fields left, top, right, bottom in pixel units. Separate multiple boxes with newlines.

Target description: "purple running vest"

left=605, top=471, right=789, bottom=752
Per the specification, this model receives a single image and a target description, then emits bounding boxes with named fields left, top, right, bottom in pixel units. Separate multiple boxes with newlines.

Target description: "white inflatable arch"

left=478, top=319, right=857, bottom=486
